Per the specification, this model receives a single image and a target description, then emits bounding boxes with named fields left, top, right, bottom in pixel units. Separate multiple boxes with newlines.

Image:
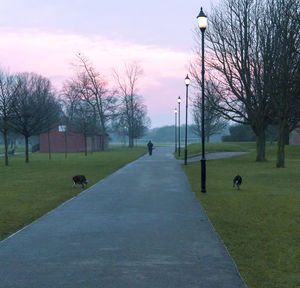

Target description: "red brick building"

left=39, top=125, right=109, bottom=153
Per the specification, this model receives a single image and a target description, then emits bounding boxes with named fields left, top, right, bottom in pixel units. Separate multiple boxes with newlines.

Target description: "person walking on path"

left=147, top=140, right=153, bottom=156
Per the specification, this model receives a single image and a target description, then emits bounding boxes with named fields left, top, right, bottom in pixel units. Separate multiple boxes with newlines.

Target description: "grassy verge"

left=175, top=141, right=258, bottom=159
left=0, top=147, right=146, bottom=240
left=182, top=144, right=300, bottom=288
left=0, top=144, right=26, bottom=154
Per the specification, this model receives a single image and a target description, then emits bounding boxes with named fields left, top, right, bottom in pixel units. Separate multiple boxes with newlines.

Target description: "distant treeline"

left=139, top=125, right=226, bottom=143
left=222, top=125, right=278, bottom=143
left=110, top=123, right=279, bottom=144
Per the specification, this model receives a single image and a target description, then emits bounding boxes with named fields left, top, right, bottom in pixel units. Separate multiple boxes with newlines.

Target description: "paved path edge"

left=0, top=154, right=146, bottom=245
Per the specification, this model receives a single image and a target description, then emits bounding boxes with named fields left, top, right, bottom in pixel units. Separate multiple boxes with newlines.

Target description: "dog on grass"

left=72, top=175, right=88, bottom=188
left=233, top=175, right=242, bottom=190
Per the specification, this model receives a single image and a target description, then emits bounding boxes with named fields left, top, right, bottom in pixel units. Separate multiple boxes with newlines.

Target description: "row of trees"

left=0, top=71, right=61, bottom=165
left=191, top=0, right=300, bottom=167
left=0, top=58, right=150, bottom=166
left=63, top=55, right=150, bottom=151
left=222, top=124, right=278, bottom=142
left=139, top=125, right=224, bottom=144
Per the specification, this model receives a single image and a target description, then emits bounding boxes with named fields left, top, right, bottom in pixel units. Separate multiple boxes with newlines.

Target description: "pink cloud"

left=0, top=28, right=192, bottom=127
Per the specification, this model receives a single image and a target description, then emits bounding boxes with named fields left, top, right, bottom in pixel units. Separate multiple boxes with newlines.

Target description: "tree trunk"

left=100, top=136, right=105, bottom=151
left=47, top=130, right=51, bottom=160
left=128, top=136, right=133, bottom=148
left=255, top=126, right=266, bottom=162
left=84, top=134, right=87, bottom=156
left=128, top=127, right=134, bottom=148
left=276, top=119, right=286, bottom=168
left=4, top=132, right=8, bottom=166
left=64, top=131, right=68, bottom=159
left=91, top=135, right=95, bottom=153
left=206, top=135, right=210, bottom=143
left=284, top=127, right=290, bottom=145
left=25, top=135, right=29, bottom=163
left=130, top=136, right=134, bottom=148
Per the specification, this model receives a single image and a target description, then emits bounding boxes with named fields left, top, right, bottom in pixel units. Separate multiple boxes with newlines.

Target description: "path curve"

left=182, top=151, right=248, bottom=163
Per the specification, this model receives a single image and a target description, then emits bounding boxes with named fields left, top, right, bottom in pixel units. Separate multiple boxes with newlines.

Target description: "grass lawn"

left=175, top=141, right=258, bottom=159
left=183, top=144, right=300, bottom=288
left=0, top=144, right=26, bottom=154
left=0, top=147, right=146, bottom=240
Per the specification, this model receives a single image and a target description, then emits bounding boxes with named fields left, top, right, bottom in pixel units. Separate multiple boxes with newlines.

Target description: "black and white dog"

left=72, top=175, right=88, bottom=188
left=233, top=175, right=242, bottom=190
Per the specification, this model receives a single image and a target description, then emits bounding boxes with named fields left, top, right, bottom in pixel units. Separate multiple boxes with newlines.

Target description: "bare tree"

left=113, top=63, right=148, bottom=147
left=189, top=63, right=228, bottom=142
left=203, top=0, right=271, bottom=161
left=61, top=80, right=81, bottom=122
left=265, top=0, right=300, bottom=167
left=60, top=81, right=81, bottom=158
left=132, top=104, right=151, bottom=140
left=10, top=73, right=58, bottom=163
left=70, top=53, right=116, bottom=150
left=44, top=96, right=62, bottom=160
left=0, top=70, right=16, bottom=166
left=192, top=99, right=227, bottom=143
left=63, top=82, right=99, bottom=156
left=71, top=100, right=95, bottom=156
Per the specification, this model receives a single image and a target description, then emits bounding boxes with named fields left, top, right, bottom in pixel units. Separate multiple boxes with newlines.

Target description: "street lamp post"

left=177, top=96, right=181, bottom=156
left=174, top=108, right=178, bottom=153
left=197, top=7, right=207, bottom=193
left=184, top=74, right=190, bottom=165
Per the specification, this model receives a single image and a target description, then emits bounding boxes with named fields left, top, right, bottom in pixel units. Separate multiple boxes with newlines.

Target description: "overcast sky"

left=0, top=0, right=213, bottom=127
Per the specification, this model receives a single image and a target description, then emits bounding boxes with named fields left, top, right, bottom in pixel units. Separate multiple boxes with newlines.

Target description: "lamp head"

left=197, top=7, right=207, bottom=32
left=185, top=74, right=190, bottom=86
left=174, top=108, right=178, bottom=114
left=178, top=96, right=181, bottom=103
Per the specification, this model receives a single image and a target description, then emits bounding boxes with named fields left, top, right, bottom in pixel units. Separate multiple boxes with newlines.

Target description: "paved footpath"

left=0, top=147, right=246, bottom=288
